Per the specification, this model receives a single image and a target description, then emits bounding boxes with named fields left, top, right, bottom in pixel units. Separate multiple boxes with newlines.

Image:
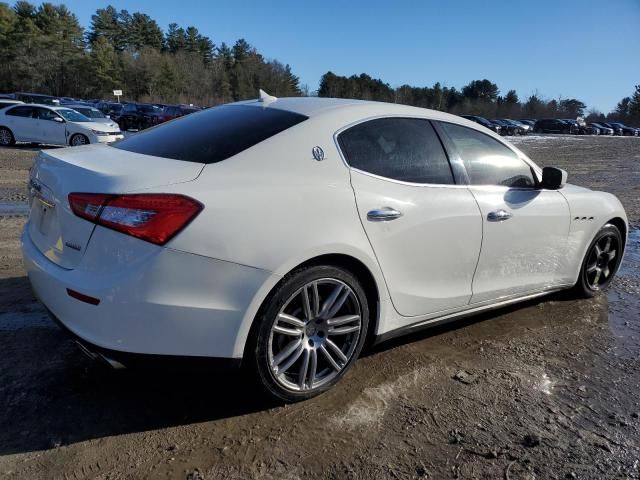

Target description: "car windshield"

left=57, top=109, right=91, bottom=122
left=139, top=105, right=162, bottom=113
left=75, top=108, right=106, bottom=119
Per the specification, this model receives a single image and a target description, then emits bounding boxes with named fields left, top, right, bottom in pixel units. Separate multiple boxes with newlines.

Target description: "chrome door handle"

left=367, top=207, right=403, bottom=222
left=487, top=209, right=513, bottom=222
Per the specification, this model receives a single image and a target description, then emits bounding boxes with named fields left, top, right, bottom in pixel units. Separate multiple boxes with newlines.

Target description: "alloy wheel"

left=72, top=134, right=87, bottom=146
left=0, top=129, right=11, bottom=145
left=268, top=278, right=362, bottom=392
left=584, top=234, right=619, bottom=290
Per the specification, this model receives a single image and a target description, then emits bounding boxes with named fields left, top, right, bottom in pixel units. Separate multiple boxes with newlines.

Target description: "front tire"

left=572, top=223, right=623, bottom=298
left=70, top=134, right=89, bottom=146
left=248, top=265, right=369, bottom=402
left=0, top=127, right=15, bottom=146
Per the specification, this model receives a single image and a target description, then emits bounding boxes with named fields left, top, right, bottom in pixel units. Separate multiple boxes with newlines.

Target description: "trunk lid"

left=27, top=144, right=204, bottom=269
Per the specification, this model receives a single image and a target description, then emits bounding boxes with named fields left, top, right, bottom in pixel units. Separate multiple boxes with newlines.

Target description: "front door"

left=436, top=121, right=570, bottom=303
left=338, top=117, right=483, bottom=317
left=34, top=107, right=67, bottom=145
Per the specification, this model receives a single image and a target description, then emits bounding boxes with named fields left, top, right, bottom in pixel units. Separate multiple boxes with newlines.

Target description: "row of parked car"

left=461, top=114, right=640, bottom=137
left=0, top=92, right=202, bottom=132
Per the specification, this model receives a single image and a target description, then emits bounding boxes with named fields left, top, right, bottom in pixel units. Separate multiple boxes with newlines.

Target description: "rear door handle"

left=487, top=209, right=513, bottom=222
left=367, top=207, right=403, bottom=222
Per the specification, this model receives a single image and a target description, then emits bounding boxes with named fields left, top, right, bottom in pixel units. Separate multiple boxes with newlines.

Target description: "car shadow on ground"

left=0, top=274, right=577, bottom=456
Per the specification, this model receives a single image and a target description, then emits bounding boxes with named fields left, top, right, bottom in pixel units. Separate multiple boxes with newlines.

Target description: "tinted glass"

left=76, top=107, right=105, bottom=119
left=57, top=109, right=90, bottom=122
left=6, top=106, right=34, bottom=117
left=439, top=122, right=535, bottom=188
left=338, top=118, right=454, bottom=184
left=114, top=104, right=308, bottom=164
left=123, top=104, right=136, bottom=112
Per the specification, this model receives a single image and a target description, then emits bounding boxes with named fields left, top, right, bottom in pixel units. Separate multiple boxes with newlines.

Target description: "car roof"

left=65, top=104, right=98, bottom=109
left=233, top=96, right=473, bottom=125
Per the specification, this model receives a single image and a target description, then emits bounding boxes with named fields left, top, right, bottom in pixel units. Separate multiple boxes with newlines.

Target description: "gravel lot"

left=0, top=135, right=639, bottom=479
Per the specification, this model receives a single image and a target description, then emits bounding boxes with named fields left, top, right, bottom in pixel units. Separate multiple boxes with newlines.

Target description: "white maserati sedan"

left=0, top=104, right=123, bottom=147
left=22, top=94, right=627, bottom=402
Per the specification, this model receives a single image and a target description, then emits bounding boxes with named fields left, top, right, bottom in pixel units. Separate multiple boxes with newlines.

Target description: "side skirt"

left=373, top=284, right=572, bottom=345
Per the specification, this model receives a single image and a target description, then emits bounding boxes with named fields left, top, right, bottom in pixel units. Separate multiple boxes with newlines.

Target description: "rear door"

left=339, top=117, right=482, bottom=317
left=437, top=122, right=570, bottom=303
left=4, top=105, right=37, bottom=142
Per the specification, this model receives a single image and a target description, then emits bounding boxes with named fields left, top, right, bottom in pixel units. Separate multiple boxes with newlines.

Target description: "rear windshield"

left=113, top=104, right=308, bottom=164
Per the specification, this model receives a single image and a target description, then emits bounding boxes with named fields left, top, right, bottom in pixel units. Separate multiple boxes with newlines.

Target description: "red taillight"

left=68, top=193, right=202, bottom=245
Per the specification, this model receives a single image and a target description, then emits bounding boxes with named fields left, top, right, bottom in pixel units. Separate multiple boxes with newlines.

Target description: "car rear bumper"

left=21, top=223, right=275, bottom=360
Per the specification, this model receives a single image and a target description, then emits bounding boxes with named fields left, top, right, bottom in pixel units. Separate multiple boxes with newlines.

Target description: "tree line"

left=0, top=1, right=301, bottom=105
left=318, top=72, right=638, bottom=124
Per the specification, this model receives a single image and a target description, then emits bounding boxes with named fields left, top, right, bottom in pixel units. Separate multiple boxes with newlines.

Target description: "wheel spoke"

left=594, top=245, right=602, bottom=257
left=326, top=289, right=350, bottom=319
left=593, top=268, right=602, bottom=285
left=608, top=250, right=617, bottom=261
left=320, top=344, right=341, bottom=371
left=326, top=338, right=348, bottom=364
left=586, top=262, right=598, bottom=274
left=328, top=325, right=360, bottom=335
left=312, top=282, right=320, bottom=317
left=273, top=325, right=303, bottom=336
left=602, top=266, right=610, bottom=279
left=302, top=286, right=313, bottom=321
left=308, top=349, right=317, bottom=387
left=272, top=338, right=302, bottom=369
left=277, top=313, right=305, bottom=329
left=298, top=348, right=310, bottom=389
left=326, top=314, right=360, bottom=327
left=319, top=284, right=343, bottom=319
left=276, top=343, right=304, bottom=374
left=603, top=237, right=612, bottom=253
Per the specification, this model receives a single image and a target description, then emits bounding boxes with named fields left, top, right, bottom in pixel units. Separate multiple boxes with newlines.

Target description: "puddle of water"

left=0, top=202, right=30, bottom=217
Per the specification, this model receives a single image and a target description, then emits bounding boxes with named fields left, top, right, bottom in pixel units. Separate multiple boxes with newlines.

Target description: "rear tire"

left=571, top=223, right=623, bottom=298
left=0, top=127, right=15, bottom=146
left=247, top=265, right=369, bottom=403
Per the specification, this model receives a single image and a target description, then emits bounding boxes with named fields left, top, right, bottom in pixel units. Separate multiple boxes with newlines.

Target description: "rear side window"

left=338, top=117, right=454, bottom=184
left=439, top=122, right=535, bottom=188
left=6, top=106, right=34, bottom=117
left=114, top=105, right=308, bottom=164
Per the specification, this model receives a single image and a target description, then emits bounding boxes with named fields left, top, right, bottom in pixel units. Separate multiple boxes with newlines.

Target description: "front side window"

left=439, top=122, right=535, bottom=188
left=6, top=106, right=34, bottom=117
left=338, top=117, right=454, bottom=184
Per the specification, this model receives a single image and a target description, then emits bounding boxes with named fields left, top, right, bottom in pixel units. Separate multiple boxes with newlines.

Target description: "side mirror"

left=52, top=117, right=64, bottom=123
left=541, top=166, right=567, bottom=190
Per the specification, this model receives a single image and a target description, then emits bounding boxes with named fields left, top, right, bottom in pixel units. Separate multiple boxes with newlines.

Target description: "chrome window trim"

left=333, top=113, right=543, bottom=188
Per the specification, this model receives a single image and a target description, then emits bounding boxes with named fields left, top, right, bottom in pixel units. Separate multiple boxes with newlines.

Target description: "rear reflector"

left=68, top=193, right=202, bottom=245
left=67, top=288, right=100, bottom=305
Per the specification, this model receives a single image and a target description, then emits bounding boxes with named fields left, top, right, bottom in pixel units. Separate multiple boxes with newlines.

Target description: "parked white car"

left=0, top=104, right=123, bottom=146
left=65, top=104, right=120, bottom=129
left=22, top=95, right=627, bottom=402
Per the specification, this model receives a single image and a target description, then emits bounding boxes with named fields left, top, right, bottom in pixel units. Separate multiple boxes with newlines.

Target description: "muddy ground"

left=0, top=135, right=639, bottom=479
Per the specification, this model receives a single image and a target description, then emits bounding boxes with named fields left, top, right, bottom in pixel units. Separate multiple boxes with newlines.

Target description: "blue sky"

left=64, top=0, right=640, bottom=113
